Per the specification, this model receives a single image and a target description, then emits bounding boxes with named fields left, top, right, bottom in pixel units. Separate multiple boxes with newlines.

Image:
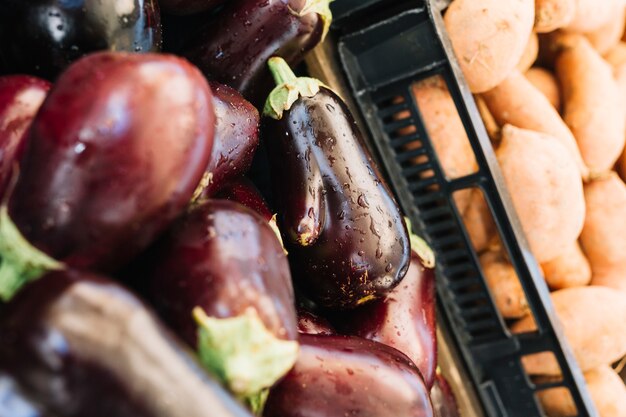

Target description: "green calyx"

left=263, top=57, right=327, bottom=120
left=298, top=0, right=334, bottom=42
left=0, top=205, right=64, bottom=301
left=194, top=307, right=299, bottom=412
left=404, top=217, right=436, bottom=269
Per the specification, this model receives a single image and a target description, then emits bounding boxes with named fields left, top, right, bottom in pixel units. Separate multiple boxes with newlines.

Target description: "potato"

left=517, top=32, right=539, bottom=72
left=496, top=125, right=585, bottom=263
left=580, top=173, right=626, bottom=292
left=474, top=96, right=501, bottom=143
left=525, top=67, right=561, bottom=110
left=541, top=242, right=591, bottom=290
left=566, top=0, right=621, bottom=33
left=480, top=251, right=529, bottom=319
left=538, top=366, right=626, bottom=417
left=462, top=188, right=497, bottom=254
left=585, top=3, right=626, bottom=54
left=444, top=0, right=535, bottom=93
left=512, top=286, right=626, bottom=375
left=556, top=34, right=626, bottom=175
left=605, top=42, right=626, bottom=69
left=534, top=0, right=576, bottom=33
left=482, top=70, right=587, bottom=178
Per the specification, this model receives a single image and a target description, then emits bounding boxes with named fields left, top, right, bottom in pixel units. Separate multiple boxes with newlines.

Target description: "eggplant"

left=0, top=269, right=253, bottom=417
left=262, top=57, right=411, bottom=309
left=296, top=308, right=335, bottom=335
left=0, top=0, right=162, bottom=80
left=431, top=374, right=460, bottom=417
left=159, top=0, right=226, bottom=16
left=183, top=0, right=332, bottom=105
left=197, top=82, right=259, bottom=198
left=0, top=52, right=215, bottom=301
left=0, top=373, right=52, bottom=417
left=263, top=334, right=434, bottom=417
left=333, top=231, right=437, bottom=388
left=144, top=199, right=298, bottom=403
left=216, top=178, right=273, bottom=221
left=0, top=76, right=50, bottom=198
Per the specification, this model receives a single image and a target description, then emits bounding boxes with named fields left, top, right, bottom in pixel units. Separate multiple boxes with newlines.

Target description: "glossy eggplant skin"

left=296, top=308, right=335, bottom=335
left=0, top=76, right=50, bottom=198
left=431, top=374, right=460, bottom=417
left=263, top=335, right=434, bottom=417
left=159, top=0, right=226, bottom=16
left=263, top=86, right=410, bottom=309
left=183, top=0, right=325, bottom=105
left=216, top=177, right=273, bottom=221
left=199, top=82, right=259, bottom=198
left=0, top=0, right=161, bottom=80
left=8, top=52, right=215, bottom=272
left=0, top=270, right=253, bottom=417
left=146, top=199, right=297, bottom=347
left=333, top=252, right=437, bottom=388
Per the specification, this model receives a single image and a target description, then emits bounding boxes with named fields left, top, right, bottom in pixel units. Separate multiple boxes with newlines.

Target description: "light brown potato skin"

left=480, top=251, right=529, bottom=319
left=474, top=96, right=501, bottom=143
left=566, top=0, right=621, bottom=33
left=517, top=32, right=539, bottom=72
left=541, top=242, right=591, bottom=290
left=580, top=173, right=626, bottom=292
left=462, top=188, right=497, bottom=254
left=512, top=286, right=626, bottom=375
left=556, top=34, right=626, bottom=175
left=482, top=70, right=587, bottom=178
left=534, top=0, right=576, bottom=33
left=605, top=42, right=626, bottom=69
left=525, top=67, right=561, bottom=110
left=585, top=3, right=626, bottom=55
left=538, top=366, right=626, bottom=417
left=444, top=0, right=535, bottom=93
left=496, top=125, right=585, bottom=263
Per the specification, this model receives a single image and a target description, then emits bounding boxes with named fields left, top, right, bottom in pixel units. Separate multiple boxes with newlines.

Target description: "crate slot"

left=390, top=133, right=422, bottom=148
left=396, top=147, right=431, bottom=164
left=402, top=161, right=433, bottom=177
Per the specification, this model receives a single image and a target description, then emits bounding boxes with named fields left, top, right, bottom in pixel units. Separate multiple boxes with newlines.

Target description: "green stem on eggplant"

left=405, top=217, right=436, bottom=269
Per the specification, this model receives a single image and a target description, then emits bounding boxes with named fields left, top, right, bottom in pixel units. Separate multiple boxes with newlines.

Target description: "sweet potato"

left=512, top=286, right=626, bottom=374
left=474, top=96, right=501, bottom=143
left=538, top=366, right=626, bottom=417
left=496, top=125, right=585, bottom=263
left=444, top=0, right=535, bottom=93
left=525, top=67, right=560, bottom=110
left=462, top=188, right=497, bottom=254
left=605, top=42, right=626, bottom=69
left=517, top=32, right=539, bottom=72
left=566, top=0, right=621, bottom=33
left=534, top=0, right=576, bottom=33
left=482, top=70, right=587, bottom=178
left=556, top=34, right=626, bottom=175
left=585, top=3, right=626, bottom=55
left=541, top=242, right=591, bottom=290
left=480, top=251, right=529, bottom=319
left=580, top=173, right=626, bottom=292
left=411, top=77, right=477, bottom=212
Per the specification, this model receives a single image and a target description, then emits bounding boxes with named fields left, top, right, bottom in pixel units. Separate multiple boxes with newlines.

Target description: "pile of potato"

left=426, top=0, right=626, bottom=415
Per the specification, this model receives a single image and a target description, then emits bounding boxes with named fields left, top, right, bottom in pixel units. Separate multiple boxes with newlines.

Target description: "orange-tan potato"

left=556, top=34, right=626, bottom=175
left=512, top=286, right=626, bottom=374
left=474, top=96, right=501, bottom=143
left=496, top=125, right=585, bottom=263
left=480, top=251, right=529, bottom=319
left=538, top=366, right=626, bottom=417
left=534, top=0, right=576, bottom=33
left=525, top=67, right=561, bottom=110
left=517, top=32, right=539, bottom=72
left=580, top=173, right=626, bottom=292
left=541, top=242, right=591, bottom=290
left=584, top=3, right=626, bottom=54
left=482, top=70, right=588, bottom=178
left=605, top=42, right=626, bottom=69
left=444, top=0, right=535, bottom=93
left=566, top=0, right=621, bottom=33
left=462, top=188, right=497, bottom=254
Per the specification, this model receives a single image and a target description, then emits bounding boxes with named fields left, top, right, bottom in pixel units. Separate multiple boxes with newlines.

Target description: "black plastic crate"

left=325, top=1, right=598, bottom=416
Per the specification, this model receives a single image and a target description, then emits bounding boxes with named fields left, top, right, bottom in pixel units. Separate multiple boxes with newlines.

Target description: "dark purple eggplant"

left=144, top=199, right=297, bottom=402
left=0, top=373, right=53, bottom=417
left=0, top=0, right=162, bottom=80
left=197, top=82, right=259, bottom=198
left=216, top=178, right=273, bottom=221
left=296, top=307, right=335, bottom=335
left=159, top=0, right=226, bottom=15
left=0, top=269, right=253, bottom=417
left=261, top=57, right=411, bottom=309
left=333, top=232, right=437, bottom=388
left=0, top=52, right=215, bottom=301
left=431, top=374, right=460, bottom=417
left=183, top=0, right=331, bottom=105
left=0, top=76, right=50, bottom=198
left=263, top=334, right=434, bottom=417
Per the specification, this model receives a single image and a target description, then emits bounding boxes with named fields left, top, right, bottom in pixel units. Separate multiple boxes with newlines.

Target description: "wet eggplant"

left=144, top=199, right=298, bottom=402
left=431, top=374, right=460, bottom=417
left=0, top=0, right=162, bottom=80
left=333, top=232, right=437, bottom=388
left=0, top=269, right=253, bottom=417
left=197, top=82, right=259, bottom=198
left=0, top=52, right=215, bottom=301
left=216, top=178, right=273, bottom=221
left=183, top=0, right=332, bottom=105
left=0, top=76, right=50, bottom=198
left=263, top=334, right=434, bottom=417
left=296, top=307, right=335, bottom=335
left=262, top=57, right=410, bottom=309
left=159, top=0, right=226, bottom=16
